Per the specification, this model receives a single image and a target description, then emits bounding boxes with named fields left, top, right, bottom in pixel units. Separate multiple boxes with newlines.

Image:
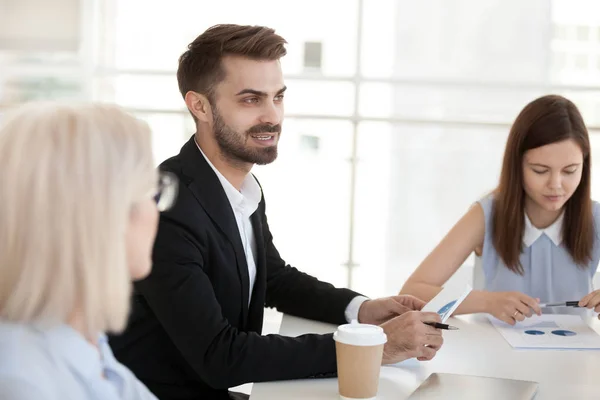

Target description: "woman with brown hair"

left=400, top=94, right=600, bottom=325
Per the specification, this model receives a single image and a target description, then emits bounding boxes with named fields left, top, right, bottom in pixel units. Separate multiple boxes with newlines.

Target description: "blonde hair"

left=0, top=102, right=156, bottom=336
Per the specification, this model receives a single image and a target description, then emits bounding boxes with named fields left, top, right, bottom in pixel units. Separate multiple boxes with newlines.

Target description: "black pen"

left=424, top=322, right=459, bottom=330
left=538, top=301, right=581, bottom=308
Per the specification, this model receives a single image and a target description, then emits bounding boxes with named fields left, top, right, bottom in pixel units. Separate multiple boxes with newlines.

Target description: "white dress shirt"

left=196, top=142, right=260, bottom=305
left=195, top=141, right=367, bottom=319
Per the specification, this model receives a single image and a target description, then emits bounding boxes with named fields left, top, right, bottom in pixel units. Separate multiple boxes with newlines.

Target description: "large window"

left=2, top=0, right=600, bottom=297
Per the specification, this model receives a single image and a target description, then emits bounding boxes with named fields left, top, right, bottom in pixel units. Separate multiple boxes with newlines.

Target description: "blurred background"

left=2, top=0, right=600, bottom=298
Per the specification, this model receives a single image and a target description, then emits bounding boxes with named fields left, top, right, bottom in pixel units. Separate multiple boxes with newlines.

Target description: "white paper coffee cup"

left=333, top=321, right=387, bottom=400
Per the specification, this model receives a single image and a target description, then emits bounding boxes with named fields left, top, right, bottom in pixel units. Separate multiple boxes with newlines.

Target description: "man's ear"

left=184, top=91, right=212, bottom=123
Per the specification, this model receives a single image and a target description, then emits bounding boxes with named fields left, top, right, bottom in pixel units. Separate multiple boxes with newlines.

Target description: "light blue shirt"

left=478, top=195, right=600, bottom=305
left=0, top=321, right=158, bottom=400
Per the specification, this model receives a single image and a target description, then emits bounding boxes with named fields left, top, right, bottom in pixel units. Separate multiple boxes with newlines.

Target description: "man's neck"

left=195, top=133, right=251, bottom=191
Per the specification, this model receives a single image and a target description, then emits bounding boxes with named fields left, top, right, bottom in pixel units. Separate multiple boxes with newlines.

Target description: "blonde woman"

left=0, top=102, right=177, bottom=399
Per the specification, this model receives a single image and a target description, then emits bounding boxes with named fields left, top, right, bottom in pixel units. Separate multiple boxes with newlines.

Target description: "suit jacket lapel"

left=178, top=136, right=250, bottom=323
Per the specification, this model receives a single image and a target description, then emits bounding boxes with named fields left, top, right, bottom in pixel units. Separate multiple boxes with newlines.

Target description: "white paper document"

left=422, top=284, right=472, bottom=323
left=489, top=314, right=600, bottom=350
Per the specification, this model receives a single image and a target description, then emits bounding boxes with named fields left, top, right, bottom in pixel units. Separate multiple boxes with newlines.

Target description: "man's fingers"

left=422, top=325, right=443, bottom=336
left=419, top=312, right=442, bottom=324
left=417, top=345, right=437, bottom=361
left=424, top=334, right=443, bottom=348
left=389, top=303, right=411, bottom=316
left=395, top=295, right=426, bottom=311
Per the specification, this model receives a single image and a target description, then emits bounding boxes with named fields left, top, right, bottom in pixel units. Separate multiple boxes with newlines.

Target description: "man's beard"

left=212, top=108, right=281, bottom=166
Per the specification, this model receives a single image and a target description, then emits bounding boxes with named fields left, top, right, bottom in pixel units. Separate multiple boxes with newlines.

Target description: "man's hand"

left=380, top=311, right=443, bottom=364
left=358, top=295, right=426, bottom=325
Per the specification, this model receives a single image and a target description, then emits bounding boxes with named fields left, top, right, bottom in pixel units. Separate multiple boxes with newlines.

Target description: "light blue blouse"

left=478, top=195, right=600, bottom=305
left=0, top=321, right=157, bottom=400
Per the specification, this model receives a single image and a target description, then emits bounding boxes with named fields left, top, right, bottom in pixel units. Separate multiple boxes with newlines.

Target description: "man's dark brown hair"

left=177, top=24, right=287, bottom=108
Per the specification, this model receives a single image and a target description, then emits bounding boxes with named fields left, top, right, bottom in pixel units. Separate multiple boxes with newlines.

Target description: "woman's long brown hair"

left=493, top=94, right=593, bottom=274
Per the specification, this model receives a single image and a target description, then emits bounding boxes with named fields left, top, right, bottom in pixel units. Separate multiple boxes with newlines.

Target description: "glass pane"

left=93, top=75, right=182, bottom=111
left=134, top=112, right=192, bottom=165
left=360, top=0, right=397, bottom=78
left=361, top=0, right=550, bottom=83
left=0, top=74, right=82, bottom=104
left=254, top=118, right=353, bottom=288
left=358, top=83, right=394, bottom=118
left=359, top=82, right=542, bottom=124
left=285, top=80, right=355, bottom=117
left=0, top=50, right=83, bottom=106
left=557, top=90, right=600, bottom=127
left=94, top=77, right=357, bottom=117
left=108, top=0, right=358, bottom=76
left=0, top=51, right=79, bottom=68
left=353, top=122, right=508, bottom=296
left=550, top=0, right=600, bottom=85
left=0, top=0, right=80, bottom=52
left=590, top=133, right=600, bottom=199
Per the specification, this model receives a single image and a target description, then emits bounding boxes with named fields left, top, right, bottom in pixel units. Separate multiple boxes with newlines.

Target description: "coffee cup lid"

left=333, top=320, right=387, bottom=346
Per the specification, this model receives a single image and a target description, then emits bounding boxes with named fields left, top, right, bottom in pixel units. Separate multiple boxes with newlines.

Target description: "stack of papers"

left=489, top=314, right=600, bottom=350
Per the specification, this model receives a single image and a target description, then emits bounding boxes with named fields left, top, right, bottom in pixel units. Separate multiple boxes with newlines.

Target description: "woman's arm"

left=399, top=203, right=491, bottom=315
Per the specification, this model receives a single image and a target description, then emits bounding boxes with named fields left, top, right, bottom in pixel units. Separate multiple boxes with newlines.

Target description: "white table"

left=250, top=313, right=600, bottom=399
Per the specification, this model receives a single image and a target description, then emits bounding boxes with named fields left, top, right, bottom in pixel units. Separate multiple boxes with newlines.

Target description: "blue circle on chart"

left=437, top=300, right=457, bottom=318
left=524, top=330, right=545, bottom=335
left=551, top=330, right=577, bottom=337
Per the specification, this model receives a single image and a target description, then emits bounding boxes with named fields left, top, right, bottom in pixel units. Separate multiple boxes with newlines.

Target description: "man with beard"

left=109, top=24, right=444, bottom=400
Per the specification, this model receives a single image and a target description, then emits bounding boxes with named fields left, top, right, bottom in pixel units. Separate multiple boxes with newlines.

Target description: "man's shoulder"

left=157, top=135, right=197, bottom=178
left=159, top=153, right=185, bottom=177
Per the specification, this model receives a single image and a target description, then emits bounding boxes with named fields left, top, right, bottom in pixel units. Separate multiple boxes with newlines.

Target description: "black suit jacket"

left=109, top=136, right=362, bottom=400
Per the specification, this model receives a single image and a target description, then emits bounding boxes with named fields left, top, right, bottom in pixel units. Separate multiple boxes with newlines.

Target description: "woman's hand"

left=579, top=290, right=600, bottom=319
left=484, top=291, right=541, bottom=325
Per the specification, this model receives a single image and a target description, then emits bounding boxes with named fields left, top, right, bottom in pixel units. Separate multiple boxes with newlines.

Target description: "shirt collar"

left=523, top=211, right=564, bottom=247
left=194, top=139, right=261, bottom=217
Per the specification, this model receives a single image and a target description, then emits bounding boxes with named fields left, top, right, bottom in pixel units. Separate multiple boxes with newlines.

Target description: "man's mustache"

left=246, top=124, right=281, bottom=135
